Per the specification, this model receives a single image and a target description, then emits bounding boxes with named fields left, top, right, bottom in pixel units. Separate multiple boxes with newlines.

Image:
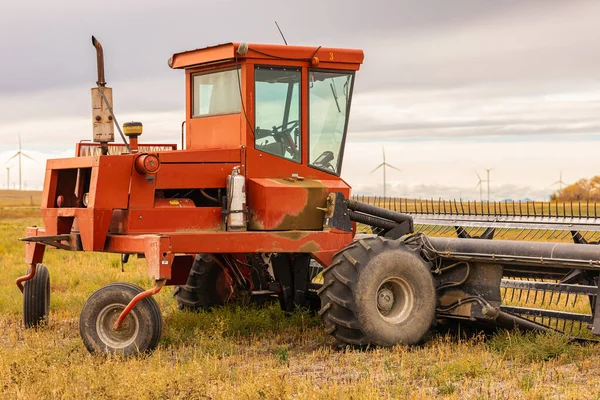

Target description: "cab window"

left=192, top=69, right=241, bottom=117
left=309, top=70, right=354, bottom=174
left=254, top=66, right=301, bottom=162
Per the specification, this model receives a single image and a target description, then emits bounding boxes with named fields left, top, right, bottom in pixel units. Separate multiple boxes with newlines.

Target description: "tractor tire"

left=23, top=264, right=50, bottom=328
left=174, top=254, right=229, bottom=311
left=79, top=282, right=162, bottom=355
left=319, top=237, right=436, bottom=347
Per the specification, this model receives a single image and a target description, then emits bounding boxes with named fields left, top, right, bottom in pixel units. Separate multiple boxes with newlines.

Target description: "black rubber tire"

left=319, top=237, right=436, bottom=347
left=79, top=282, right=162, bottom=355
left=174, top=254, right=227, bottom=311
left=23, top=264, right=50, bottom=328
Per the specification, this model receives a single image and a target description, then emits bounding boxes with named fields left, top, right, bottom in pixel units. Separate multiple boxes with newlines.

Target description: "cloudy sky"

left=1, top=0, right=600, bottom=200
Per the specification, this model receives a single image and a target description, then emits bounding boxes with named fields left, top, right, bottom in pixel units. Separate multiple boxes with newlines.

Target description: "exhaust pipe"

left=91, top=36, right=106, bottom=87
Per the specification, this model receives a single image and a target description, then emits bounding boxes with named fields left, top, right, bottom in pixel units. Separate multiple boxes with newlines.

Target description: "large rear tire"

left=23, top=264, right=50, bottom=328
left=79, top=282, right=162, bottom=355
left=174, top=254, right=229, bottom=311
left=319, top=237, right=436, bottom=347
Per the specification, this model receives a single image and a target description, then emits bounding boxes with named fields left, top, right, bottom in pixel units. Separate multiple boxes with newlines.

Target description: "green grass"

left=3, top=210, right=600, bottom=398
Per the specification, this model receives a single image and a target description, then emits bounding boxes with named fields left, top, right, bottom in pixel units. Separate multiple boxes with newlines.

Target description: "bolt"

left=95, top=115, right=101, bottom=121
left=108, top=115, right=113, bottom=121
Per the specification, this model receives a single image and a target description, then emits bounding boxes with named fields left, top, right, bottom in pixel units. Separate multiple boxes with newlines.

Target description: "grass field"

left=0, top=190, right=41, bottom=207
left=3, top=209, right=600, bottom=397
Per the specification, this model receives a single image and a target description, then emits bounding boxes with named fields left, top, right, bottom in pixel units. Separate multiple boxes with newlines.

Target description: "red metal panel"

left=158, top=148, right=241, bottom=164
left=24, top=227, right=45, bottom=265
left=125, top=208, right=223, bottom=233
left=188, top=114, right=242, bottom=150
left=41, top=169, right=58, bottom=209
left=104, top=230, right=352, bottom=267
left=171, top=43, right=364, bottom=69
left=171, top=43, right=236, bottom=69
left=129, top=164, right=156, bottom=209
left=145, top=236, right=174, bottom=280
left=244, top=146, right=352, bottom=185
left=47, top=156, right=96, bottom=169
left=155, top=163, right=232, bottom=189
left=91, top=156, right=132, bottom=209
left=247, top=178, right=327, bottom=230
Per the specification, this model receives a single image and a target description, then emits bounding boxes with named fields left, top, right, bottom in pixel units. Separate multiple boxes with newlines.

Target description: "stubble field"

left=2, top=204, right=600, bottom=398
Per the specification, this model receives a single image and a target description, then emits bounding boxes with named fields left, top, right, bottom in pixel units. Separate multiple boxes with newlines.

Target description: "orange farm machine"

left=16, top=37, right=600, bottom=354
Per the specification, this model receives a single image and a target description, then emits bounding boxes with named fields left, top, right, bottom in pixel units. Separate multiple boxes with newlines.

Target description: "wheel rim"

left=376, top=277, right=414, bottom=324
left=96, top=304, right=139, bottom=349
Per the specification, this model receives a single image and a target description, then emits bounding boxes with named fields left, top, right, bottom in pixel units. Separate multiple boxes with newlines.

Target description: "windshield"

left=308, top=70, right=354, bottom=175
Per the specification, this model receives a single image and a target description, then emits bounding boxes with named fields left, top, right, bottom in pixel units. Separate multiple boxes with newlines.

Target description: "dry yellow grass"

left=2, top=210, right=600, bottom=398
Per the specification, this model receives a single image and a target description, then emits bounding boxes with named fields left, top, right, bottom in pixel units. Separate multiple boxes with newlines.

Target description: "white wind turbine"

left=5, top=166, right=11, bottom=190
left=6, top=133, right=35, bottom=191
left=552, top=170, right=566, bottom=191
left=371, top=146, right=400, bottom=198
left=475, top=171, right=485, bottom=202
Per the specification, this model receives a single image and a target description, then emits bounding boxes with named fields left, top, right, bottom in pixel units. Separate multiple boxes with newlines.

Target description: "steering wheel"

left=274, top=120, right=300, bottom=157
left=273, top=119, right=299, bottom=135
left=255, top=120, right=300, bottom=159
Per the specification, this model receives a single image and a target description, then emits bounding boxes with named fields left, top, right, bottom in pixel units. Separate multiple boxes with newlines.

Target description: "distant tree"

left=552, top=176, right=600, bottom=201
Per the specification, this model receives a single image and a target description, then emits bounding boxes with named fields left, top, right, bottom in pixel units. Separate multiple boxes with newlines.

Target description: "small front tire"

left=23, top=264, right=50, bottom=328
left=79, top=283, right=162, bottom=355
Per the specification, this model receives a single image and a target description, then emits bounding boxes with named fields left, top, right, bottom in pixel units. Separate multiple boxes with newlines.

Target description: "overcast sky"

left=1, top=0, right=600, bottom=200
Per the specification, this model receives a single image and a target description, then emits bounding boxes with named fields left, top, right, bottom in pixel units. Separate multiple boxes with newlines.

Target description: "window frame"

left=253, top=64, right=303, bottom=164
left=191, top=67, right=242, bottom=119
left=307, top=69, right=356, bottom=177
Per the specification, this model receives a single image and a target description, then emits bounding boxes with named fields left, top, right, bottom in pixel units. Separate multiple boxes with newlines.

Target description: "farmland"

left=2, top=205, right=600, bottom=398
left=0, top=190, right=41, bottom=207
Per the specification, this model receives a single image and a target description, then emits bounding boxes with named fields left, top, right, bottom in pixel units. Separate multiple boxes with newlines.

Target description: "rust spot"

left=248, top=178, right=328, bottom=231
left=272, top=231, right=309, bottom=241
left=276, top=186, right=327, bottom=230
left=299, top=240, right=320, bottom=253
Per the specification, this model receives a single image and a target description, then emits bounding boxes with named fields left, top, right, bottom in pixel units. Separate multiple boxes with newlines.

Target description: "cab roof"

left=168, top=42, right=364, bottom=70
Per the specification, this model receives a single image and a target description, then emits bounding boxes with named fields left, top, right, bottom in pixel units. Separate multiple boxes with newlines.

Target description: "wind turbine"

left=6, top=133, right=34, bottom=191
left=5, top=166, right=10, bottom=190
left=371, top=146, right=400, bottom=198
left=485, top=168, right=493, bottom=202
left=475, top=171, right=489, bottom=202
left=552, top=170, right=566, bottom=191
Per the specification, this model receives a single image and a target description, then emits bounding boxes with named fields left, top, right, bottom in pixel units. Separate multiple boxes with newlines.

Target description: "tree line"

left=551, top=176, right=600, bottom=201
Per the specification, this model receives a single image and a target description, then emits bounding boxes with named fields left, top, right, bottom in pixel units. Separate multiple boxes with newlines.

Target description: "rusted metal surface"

left=23, top=227, right=48, bottom=265
left=76, top=142, right=177, bottom=157
left=91, top=87, right=115, bottom=143
left=247, top=178, right=333, bottom=230
left=91, top=36, right=106, bottom=86
left=101, top=230, right=352, bottom=269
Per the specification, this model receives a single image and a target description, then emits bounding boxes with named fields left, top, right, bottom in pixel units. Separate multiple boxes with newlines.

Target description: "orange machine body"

left=27, top=42, right=364, bottom=283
